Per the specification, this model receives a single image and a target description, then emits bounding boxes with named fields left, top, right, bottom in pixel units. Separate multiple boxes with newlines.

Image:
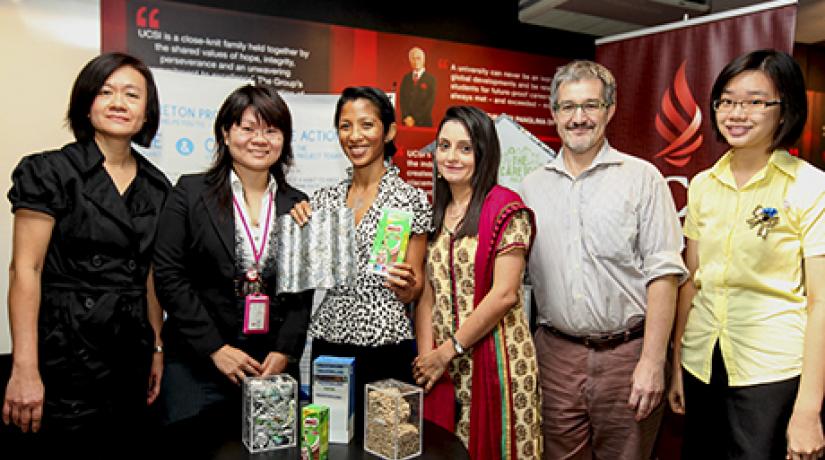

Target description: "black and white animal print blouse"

left=308, top=165, right=433, bottom=346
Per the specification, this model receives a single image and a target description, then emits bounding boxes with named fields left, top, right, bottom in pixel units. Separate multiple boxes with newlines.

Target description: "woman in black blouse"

left=2, top=53, right=170, bottom=451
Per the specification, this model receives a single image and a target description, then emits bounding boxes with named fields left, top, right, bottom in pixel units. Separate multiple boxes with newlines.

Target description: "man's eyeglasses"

left=552, top=100, right=610, bottom=117
left=712, top=98, right=782, bottom=113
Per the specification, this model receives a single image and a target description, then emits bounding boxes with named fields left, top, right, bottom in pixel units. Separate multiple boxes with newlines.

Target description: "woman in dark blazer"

left=152, top=85, right=312, bottom=446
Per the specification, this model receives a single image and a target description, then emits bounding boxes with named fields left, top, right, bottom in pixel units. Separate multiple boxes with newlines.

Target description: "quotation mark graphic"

left=136, top=6, right=160, bottom=29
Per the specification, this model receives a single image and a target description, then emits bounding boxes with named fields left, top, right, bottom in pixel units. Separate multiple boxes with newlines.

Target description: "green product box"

left=368, top=208, right=413, bottom=276
left=301, top=404, right=330, bottom=460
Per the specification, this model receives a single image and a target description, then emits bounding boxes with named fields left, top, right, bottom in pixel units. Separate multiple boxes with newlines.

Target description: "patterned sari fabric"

left=425, top=186, right=541, bottom=459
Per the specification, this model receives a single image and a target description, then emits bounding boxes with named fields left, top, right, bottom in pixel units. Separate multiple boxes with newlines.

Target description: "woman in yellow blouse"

left=668, top=49, right=825, bottom=460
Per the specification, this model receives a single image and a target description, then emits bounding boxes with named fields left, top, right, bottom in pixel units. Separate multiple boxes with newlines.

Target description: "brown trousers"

left=535, top=326, right=664, bottom=460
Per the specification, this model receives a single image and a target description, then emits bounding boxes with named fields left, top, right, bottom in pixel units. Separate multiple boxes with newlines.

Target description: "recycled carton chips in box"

left=242, top=374, right=298, bottom=453
left=301, top=404, right=329, bottom=460
left=364, top=379, right=422, bottom=460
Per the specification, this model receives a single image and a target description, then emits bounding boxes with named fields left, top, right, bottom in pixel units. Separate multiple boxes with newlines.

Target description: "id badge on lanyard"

left=234, top=192, right=274, bottom=335
left=243, top=293, right=270, bottom=334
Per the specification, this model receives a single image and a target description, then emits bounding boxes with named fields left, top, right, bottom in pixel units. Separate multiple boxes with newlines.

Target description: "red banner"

left=595, top=4, right=797, bottom=213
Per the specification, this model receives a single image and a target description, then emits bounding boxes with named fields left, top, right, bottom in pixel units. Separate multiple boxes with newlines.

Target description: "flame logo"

left=654, top=61, right=703, bottom=167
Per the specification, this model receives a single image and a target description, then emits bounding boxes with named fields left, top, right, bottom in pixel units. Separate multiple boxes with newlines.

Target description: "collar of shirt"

left=229, top=170, right=277, bottom=197
left=344, top=163, right=399, bottom=185
left=68, top=140, right=170, bottom=189
left=229, top=170, right=277, bottom=267
left=544, top=140, right=623, bottom=178
left=340, top=164, right=398, bottom=208
left=709, top=149, right=797, bottom=190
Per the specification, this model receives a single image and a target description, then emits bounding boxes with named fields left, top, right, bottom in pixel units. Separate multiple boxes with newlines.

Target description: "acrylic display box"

left=242, top=374, right=298, bottom=453
left=364, top=379, right=423, bottom=460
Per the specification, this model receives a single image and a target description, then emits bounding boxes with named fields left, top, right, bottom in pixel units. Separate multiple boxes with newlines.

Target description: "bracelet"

left=450, top=335, right=466, bottom=355
left=154, top=345, right=164, bottom=353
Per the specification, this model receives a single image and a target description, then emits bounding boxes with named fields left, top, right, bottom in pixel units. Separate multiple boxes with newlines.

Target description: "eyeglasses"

left=712, top=98, right=782, bottom=113
left=552, top=100, right=610, bottom=117
left=233, top=124, right=282, bottom=141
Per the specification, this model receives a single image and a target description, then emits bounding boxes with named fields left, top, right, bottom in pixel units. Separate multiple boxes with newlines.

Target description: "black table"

left=210, top=421, right=469, bottom=459
left=0, top=355, right=468, bottom=459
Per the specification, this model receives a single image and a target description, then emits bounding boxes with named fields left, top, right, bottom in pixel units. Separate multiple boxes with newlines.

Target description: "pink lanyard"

left=232, top=192, right=274, bottom=268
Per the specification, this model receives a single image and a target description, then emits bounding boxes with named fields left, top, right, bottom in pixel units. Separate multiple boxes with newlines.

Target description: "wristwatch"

left=154, top=344, right=164, bottom=353
left=450, top=335, right=466, bottom=355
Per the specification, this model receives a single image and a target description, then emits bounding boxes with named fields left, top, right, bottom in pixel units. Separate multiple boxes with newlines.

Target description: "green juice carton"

left=301, top=404, right=329, bottom=460
left=369, top=208, right=413, bottom=276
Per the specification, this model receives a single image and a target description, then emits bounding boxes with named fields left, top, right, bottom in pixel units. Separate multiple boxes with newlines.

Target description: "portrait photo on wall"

left=399, top=46, right=437, bottom=128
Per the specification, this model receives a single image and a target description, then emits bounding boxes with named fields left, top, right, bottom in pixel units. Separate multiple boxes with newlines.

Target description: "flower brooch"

left=746, top=205, right=779, bottom=239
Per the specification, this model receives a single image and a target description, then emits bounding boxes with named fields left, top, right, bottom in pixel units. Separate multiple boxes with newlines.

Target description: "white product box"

left=312, top=356, right=355, bottom=443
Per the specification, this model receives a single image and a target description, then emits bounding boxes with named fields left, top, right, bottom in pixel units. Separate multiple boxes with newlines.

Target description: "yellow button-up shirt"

left=681, top=150, right=825, bottom=386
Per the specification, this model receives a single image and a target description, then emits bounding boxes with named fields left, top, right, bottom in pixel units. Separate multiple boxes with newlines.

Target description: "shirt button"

left=84, top=298, right=95, bottom=309
left=127, top=259, right=137, bottom=271
left=91, top=255, right=102, bottom=267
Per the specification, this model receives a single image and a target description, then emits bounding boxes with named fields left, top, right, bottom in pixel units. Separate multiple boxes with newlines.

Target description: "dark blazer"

left=153, top=173, right=313, bottom=366
left=399, top=70, right=436, bottom=127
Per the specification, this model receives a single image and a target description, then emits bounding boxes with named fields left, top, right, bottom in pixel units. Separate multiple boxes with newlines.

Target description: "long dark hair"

left=67, top=52, right=160, bottom=148
left=334, top=86, right=397, bottom=159
left=432, top=106, right=500, bottom=239
left=710, top=49, right=807, bottom=151
left=205, top=84, right=293, bottom=210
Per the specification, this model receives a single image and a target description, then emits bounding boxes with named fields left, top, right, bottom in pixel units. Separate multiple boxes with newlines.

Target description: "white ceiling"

left=518, top=0, right=825, bottom=45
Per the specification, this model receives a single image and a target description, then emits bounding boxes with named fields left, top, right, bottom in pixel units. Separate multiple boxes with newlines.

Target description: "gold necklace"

left=446, top=201, right=469, bottom=220
left=349, top=186, right=377, bottom=211
left=352, top=196, right=368, bottom=211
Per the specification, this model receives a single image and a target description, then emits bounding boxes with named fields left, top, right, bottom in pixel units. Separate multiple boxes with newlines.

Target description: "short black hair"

left=333, top=86, right=397, bottom=159
left=432, top=106, right=500, bottom=239
left=710, top=49, right=807, bottom=150
left=206, top=84, right=294, bottom=204
left=66, top=52, right=160, bottom=148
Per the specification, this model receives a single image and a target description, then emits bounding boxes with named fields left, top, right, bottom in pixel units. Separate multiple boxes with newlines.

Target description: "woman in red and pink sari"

left=413, top=106, right=541, bottom=459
